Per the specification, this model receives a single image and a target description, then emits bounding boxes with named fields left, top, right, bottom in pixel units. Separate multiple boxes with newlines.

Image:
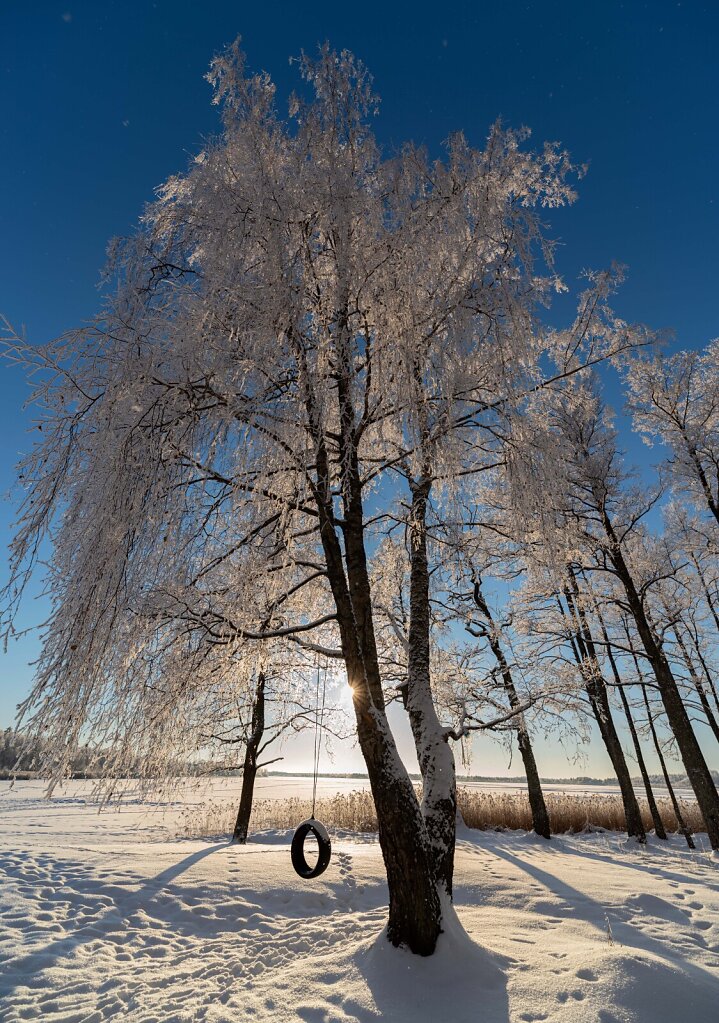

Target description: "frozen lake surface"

left=252, top=774, right=697, bottom=801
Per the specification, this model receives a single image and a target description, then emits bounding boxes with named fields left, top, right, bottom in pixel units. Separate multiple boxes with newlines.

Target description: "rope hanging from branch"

left=311, top=653, right=327, bottom=819
left=291, top=654, right=331, bottom=879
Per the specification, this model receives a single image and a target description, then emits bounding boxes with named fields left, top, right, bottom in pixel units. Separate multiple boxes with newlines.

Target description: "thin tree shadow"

left=539, top=835, right=717, bottom=891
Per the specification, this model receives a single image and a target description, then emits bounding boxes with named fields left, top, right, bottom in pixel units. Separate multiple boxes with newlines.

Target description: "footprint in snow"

left=557, top=990, right=586, bottom=1004
left=337, top=850, right=353, bottom=874
left=336, top=851, right=358, bottom=899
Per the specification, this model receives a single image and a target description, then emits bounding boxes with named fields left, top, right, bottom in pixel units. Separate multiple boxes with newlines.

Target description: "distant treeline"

left=0, top=726, right=96, bottom=779
left=261, top=769, right=716, bottom=787
left=0, top=727, right=202, bottom=780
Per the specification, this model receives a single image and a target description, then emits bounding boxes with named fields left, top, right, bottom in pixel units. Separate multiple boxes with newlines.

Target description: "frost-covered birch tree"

left=2, top=42, right=643, bottom=954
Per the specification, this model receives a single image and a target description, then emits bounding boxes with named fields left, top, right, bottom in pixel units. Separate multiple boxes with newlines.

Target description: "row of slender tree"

left=459, top=363, right=719, bottom=851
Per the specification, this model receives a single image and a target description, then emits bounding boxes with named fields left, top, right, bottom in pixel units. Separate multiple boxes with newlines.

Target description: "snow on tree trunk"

left=406, top=477, right=457, bottom=895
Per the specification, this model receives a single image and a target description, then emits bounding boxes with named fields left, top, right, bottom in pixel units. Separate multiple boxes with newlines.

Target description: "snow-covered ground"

left=1, top=781, right=717, bottom=1022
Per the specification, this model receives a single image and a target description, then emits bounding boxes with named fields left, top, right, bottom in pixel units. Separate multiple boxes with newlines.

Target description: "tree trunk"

left=292, top=311, right=445, bottom=953
left=560, top=580, right=646, bottom=842
left=233, top=753, right=258, bottom=844
left=625, top=623, right=696, bottom=848
left=352, top=690, right=443, bottom=954
left=641, top=694, right=695, bottom=847
left=233, top=673, right=266, bottom=843
left=616, top=683, right=666, bottom=839
left=336, top=516, right=441, bottom=954
left=473, top=578, right=551, bottom=839
left=602, top=511, right=719, bottom=849
left=589, top=597, right=667, bottom=838
left=643, top=702, right=696, bottom=849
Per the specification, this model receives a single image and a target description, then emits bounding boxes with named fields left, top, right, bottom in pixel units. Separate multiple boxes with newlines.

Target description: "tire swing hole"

left=291, top=818, right=331, bottom=879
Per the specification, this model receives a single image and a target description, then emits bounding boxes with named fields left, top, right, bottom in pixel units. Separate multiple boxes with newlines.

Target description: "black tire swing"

left=291, top=656, right=331, bottom=879
left=291, top=818, right=332, bottom=878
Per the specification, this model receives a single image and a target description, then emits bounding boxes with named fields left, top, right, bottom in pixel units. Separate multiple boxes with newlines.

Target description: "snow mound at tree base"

left=347, top=901, right=509, bottom=1022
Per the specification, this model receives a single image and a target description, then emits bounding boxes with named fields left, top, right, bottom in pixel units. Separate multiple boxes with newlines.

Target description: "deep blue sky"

left=1, top=1, right=717, bottom=774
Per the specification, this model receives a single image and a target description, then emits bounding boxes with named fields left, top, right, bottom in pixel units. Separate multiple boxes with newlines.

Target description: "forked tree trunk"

left=601, top=510, right=719, bottom=849
left=310, top=391, right=442, bottom=954
left=350, top=681, right=442, bottom=954
left=473, top=578, right=551, bottom=839
left=293, top=309, right=446, bottom=954
left=335, top=530, right=442, bottom=953
left=233, top=673, right=266, bottom=844
left=560, top=584, right=646, bottom=843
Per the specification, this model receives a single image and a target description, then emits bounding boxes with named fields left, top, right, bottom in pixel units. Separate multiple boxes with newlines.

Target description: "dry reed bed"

left=178, top=787, right=704, bottom=838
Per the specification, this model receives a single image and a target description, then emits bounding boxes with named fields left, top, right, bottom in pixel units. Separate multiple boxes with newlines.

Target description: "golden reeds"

left=178, top=787, right=703, bottom=839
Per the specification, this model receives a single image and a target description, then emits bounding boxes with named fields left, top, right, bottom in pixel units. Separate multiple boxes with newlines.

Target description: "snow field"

left=1, top=782, right=718, bottom=1022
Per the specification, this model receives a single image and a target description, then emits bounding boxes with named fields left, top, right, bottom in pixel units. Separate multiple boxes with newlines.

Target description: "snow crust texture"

left=1, top=782, right=718, bottom=1022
